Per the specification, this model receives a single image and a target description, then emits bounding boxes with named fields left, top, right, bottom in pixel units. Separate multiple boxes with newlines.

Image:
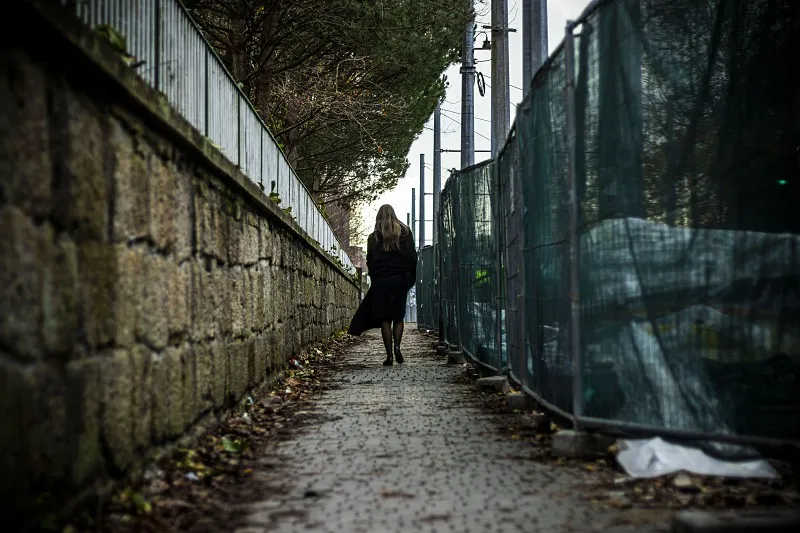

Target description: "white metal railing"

left=63, top=0, right=355, bottom=273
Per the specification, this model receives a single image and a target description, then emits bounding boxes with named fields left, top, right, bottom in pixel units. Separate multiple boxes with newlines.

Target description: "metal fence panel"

left=159, top=0, right=205, bottom=133
left=207, top=58, right=239, bottom=166
left=433, top=0, right=800, bottom=448
left=416, top=246, right=436, bottom=330
left=573, top=0, right=800, bottom=447
left=62, top=0, right=354, bottom=274
left=440, top=180, right=459, bottom=347
left=240, top=102, right=262, bottom=186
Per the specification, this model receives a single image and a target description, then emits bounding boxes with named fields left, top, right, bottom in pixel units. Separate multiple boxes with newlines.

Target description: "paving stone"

left=241, top=328, right=670, bottom=533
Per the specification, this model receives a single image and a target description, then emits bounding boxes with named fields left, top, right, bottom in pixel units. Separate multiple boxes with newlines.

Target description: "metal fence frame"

left=62, top=0, right=354, bottom=273
left=436, top=0, right=800, bottom=450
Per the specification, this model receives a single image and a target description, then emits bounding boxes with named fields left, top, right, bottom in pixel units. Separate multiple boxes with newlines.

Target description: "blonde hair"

left=373, top=204, right=408, bottom=251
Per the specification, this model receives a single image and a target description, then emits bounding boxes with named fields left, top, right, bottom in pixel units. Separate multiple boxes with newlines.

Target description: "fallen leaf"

left=221, top=437, right=246, bottom=454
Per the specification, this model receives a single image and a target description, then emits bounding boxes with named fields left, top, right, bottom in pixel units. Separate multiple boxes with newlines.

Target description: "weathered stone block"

left=129, top=345, right=152, bottom=451
left=195, top=342, right=213, bottom=413
left=242, top=214, right=260, bottom=266
left=65, top=357, right=102, bottom=486
left=0, top=51, right=52, bottom=218
left=226, top=340, right=250, bottom=403
left=194, top=181, right=214, bottom=257
left=42, top=233, right=79, bottom=356
left=171, top=164, right=193, bottom=262
left=78, top=242, right=116, bottom=347
left=101, top=350, right=135, bottom=470
left=111, top=117, right=151, bottom=242
left=258, top=218, right=273, bottom=262
left=179, top=344, right=197, bottom=430
left=166, top=261, right=190, bottom=340
left=113, top=245, right=142, bottom=347
left=150, top=348, right=182, bottom=441
left=27, top=363, right=70, bottom=483
left=51, top=85, right=107, bottom=241
left=137, top=255, right=169, bottom=349
left=252, top=266, right=266, bottom=332
left=0, top=206, right=47, bottom=361
left=210, top=339, right=227, bottom=408
left=150, top=156, right=192, bottom=258
left=245, top=337, right=257, bottom=389
left=252, top=334, right=269, bottom=386
left=215, top=266, right=233, bottom=336
left=0, top=358, right=37, bottom=504
left=213, top=203, right=229, bottom=262
left=230, top=266, right=246, bottom=338
left=227, top=215, right=245, bottom=266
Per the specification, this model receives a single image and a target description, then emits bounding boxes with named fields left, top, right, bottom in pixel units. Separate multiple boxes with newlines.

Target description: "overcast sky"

left=356, top=0, right=590, bottom=247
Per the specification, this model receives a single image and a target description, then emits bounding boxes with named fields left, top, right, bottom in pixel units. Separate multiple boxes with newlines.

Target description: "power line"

left=480, top=79, right=518, bottom=108
left=441, top=108, right=491, bottom=124
left=480, top=72, right=524, bottom=92
left=437, top=112, right=493, bottom=144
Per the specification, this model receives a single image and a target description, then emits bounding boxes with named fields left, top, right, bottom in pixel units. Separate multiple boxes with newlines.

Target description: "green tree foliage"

left=186, top=0, right=472, bottom=209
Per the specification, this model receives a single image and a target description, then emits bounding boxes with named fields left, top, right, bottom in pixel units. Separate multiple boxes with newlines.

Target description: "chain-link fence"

left=425, top=0, right=800, bottom=449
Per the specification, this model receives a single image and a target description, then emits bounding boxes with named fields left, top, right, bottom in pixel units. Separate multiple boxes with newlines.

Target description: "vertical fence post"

left=259, top=126, right=264, bottom=191
left=153, top=0, right=161, bottom=92
left=437, top=201, right=445, bottom=345
left=565, top=21, right=583, bottom=426
left=493, top=160, right=504, bottom=372
left=237, top=99, right=242, bottom=168
left=204, top=50, right=209, bottom=137
left=452, top=185, right=464, bottom=354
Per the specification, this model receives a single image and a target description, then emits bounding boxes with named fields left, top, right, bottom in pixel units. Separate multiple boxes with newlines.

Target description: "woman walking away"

left=348, top=205, right=417, bottom=365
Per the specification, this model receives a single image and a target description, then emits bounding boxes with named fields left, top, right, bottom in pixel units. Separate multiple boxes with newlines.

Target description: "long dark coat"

left=348, top=228, right=417, bottom=335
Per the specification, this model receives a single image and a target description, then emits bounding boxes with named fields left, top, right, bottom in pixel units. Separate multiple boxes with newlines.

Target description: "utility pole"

left=523, top=0, right=548, bottom=95
left=490, top=0, right=511, bottom=157
left=419, top=154, right=426, bottom=249
left=461, top=16, right=475, bottom=168
left=411, top=188, right=416, bottom=243
left=407, top=213, right=410, bottom=227
left=433, top=103, right=442, bottom=247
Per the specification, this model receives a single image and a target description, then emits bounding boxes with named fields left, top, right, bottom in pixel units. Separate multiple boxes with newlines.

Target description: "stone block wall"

left=0, top=2, right=358, bottom=525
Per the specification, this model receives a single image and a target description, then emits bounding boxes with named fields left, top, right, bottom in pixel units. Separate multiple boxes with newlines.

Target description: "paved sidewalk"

left=235, top=328, right=669, bottom=533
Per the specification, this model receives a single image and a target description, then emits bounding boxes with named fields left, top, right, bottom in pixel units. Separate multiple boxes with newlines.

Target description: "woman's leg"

left=380, top=321, right=393, bottom=365
left=392, top=320, right=404, bottom=363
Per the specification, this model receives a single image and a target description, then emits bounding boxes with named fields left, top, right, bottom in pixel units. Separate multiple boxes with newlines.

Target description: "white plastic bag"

left=616, top=437, right=779, bottom=479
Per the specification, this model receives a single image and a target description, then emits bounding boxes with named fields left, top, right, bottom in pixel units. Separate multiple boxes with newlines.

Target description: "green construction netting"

left=416, top=246, right=437, bottom=330
left=454, top=162, right=502, bottom=370
left=449, top=0, right=799, bottom=449
left=436, top=165, right=503, bottom=370
left=440, top=182, right=459, bottom=346
left=573, top=0, right=800, bottom=448
left=513, top=43, right=574, bottom=414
